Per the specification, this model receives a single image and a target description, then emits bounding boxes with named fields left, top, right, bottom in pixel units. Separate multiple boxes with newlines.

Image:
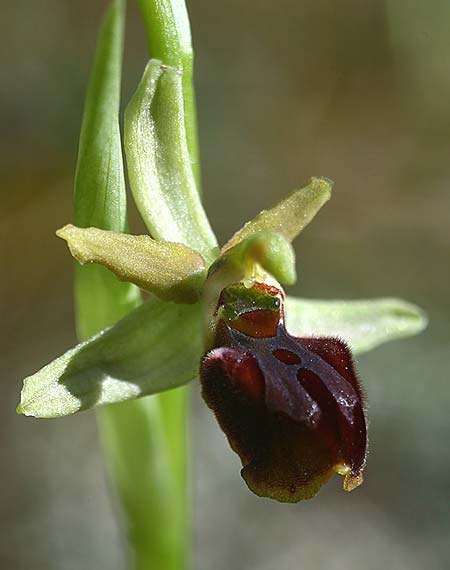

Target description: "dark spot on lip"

left=272, top=349, right=301, bottom=365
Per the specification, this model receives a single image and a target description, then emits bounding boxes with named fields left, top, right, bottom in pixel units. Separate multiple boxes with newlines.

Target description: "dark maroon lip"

left=200, top=283, right=367, bottom=502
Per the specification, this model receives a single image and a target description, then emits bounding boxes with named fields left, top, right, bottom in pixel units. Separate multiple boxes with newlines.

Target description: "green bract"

left=124, top=59, right=218, bottom=263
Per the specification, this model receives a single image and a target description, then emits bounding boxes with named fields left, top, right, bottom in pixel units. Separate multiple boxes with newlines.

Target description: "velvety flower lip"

left=200, top=282, right=368, bottom=502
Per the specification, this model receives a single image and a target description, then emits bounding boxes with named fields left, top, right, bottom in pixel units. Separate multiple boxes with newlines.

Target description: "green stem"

left=72, top=1, right=198, bottom=568
left=113, top=0, right=200, bottom=570
left=97, top=396, right=189, bottom=570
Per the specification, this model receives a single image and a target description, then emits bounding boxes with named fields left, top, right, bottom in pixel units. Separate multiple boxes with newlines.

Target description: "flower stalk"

left=72, top=0, right=198, bottom=568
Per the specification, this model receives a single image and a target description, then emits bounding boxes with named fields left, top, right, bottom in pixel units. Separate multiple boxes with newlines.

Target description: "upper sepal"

left=124, top=59, right=218, bottom=263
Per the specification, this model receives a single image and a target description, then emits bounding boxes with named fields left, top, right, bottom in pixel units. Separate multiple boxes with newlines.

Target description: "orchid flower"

left=17, top=1, right=427, bottom=506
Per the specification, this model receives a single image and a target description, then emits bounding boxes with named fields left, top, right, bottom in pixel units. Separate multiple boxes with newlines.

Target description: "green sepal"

left=124, top=59, right=218, bottom=263
left=222, top=177, right=332, bottom=253
left=284, top=296, right=428, bottom=354
left=18, top=298, right=202, bottom=419
left=57, top=224, right=206, bottom=303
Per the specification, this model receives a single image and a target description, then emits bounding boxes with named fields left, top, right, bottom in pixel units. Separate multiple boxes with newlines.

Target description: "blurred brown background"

left=1, top=0, right=449, bottom=568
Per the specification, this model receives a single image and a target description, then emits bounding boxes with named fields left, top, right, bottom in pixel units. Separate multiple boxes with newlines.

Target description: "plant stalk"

left=73, top=0, right=198, bottom=568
